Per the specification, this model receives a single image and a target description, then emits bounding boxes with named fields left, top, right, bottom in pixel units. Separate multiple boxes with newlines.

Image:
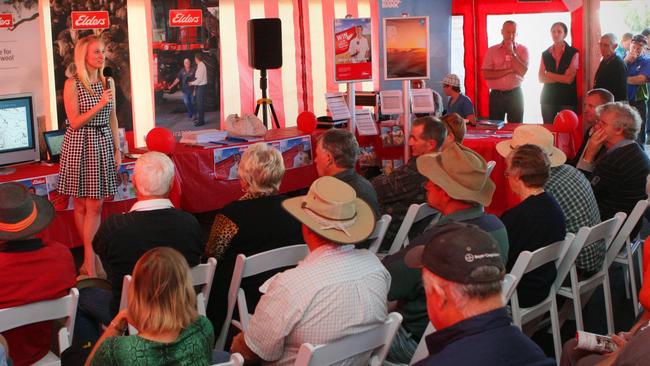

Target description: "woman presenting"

left=59, top=34, right=121, bottom=277
left=539, top=22, right=579, bottom=124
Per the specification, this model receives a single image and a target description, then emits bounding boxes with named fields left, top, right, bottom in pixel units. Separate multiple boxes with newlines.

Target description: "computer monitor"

left=0, top=93, right=39, bottom=175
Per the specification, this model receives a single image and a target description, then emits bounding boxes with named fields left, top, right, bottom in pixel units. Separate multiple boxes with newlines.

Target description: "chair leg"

left=623, top=264, right=631, bottom=300
left=551, top=298, right=562, bottom=365
left=603, top=278, right=615, bottom=334
left=628, top=252, right=640, bottom=317
left=572, top=291, right=585, bottom=331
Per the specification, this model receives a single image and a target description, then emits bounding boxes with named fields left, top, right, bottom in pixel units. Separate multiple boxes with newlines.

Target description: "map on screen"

left=0, top=106, right=29, bottom=151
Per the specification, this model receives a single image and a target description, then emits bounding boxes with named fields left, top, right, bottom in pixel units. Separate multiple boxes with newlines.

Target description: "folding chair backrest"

left=409, top=321, right=436, bottom=365
left=388, top=203, right=439, bottom=255
left=191, top=257, right=218, bottom=316
left=501, top=273, right=518, bottom=303
left=554, top=214, right=625, bottom=291
left=606, top=200, right=649, bottom=267
left=368, top=214, right=392, bottom=254
left=212, top=353, right=244, bottom=366
left=486, top=160, right=496, bottom=176
left=0, top=288, right=79, bottom=355
left=119, top=275, right=132, bottom=312
left=215, top=244, right=309, bottom=350
left=294, top=312, right=403, bottom=366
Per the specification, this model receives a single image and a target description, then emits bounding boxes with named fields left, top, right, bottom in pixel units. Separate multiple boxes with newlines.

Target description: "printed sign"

left=0, top=13, right=13, bottom=29
left=71, top=11, right=110, bottom=30
left=169, top=9, right=203, bottom=27
left=334, top=18, right=372, bottom=82
left=107, top=163, right=136, bottom=202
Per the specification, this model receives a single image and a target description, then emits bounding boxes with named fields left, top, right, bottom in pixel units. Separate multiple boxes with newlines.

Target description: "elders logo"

left=71, top=11, right=110, bottom=30
left=0, top=14, right=13, bottom=29
left=169, top=9, right=202, bottom=27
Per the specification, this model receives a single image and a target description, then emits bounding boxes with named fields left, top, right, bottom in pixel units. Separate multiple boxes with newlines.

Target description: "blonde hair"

left=73, top=34, right=106, bottom=96
left=238, top=142, right=285, bottom=195
left=128, top=247, right=198, bottom=334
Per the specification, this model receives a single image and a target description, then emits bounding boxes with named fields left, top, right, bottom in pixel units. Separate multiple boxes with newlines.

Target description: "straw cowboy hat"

left=495, top=124, right=566, bottom=167
left=282, top=176, right=376, bottom=244
left=0, top=182, right=55, bottom=241
left=416, top=143, right=496, bottom=207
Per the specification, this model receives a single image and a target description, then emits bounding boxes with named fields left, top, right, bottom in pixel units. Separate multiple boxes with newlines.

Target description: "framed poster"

left=334, top=17, right=372, bottom=82
left=383, top=16, right=429, bottom=81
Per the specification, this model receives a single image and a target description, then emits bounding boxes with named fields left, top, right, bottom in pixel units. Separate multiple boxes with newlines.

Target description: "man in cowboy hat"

left=382, top=143, right=508, bottom=363
left=404, top=222, right=553, bottom=365
left=497, top=124, right=601, bottom=276
left=231, top=176, right=390, bottom=365
left=0, top=183, right=76, bottom=366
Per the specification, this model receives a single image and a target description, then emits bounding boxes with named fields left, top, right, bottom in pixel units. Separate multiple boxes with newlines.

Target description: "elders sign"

left=0, top=14, right=12, bottom=28
left=71, top=11, right=110, bottom=30
left=169, top=9, right=202, bottom=27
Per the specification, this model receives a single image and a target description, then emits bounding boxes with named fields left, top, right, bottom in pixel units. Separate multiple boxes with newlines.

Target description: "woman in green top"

left=86, top=247, right=214, bottom=365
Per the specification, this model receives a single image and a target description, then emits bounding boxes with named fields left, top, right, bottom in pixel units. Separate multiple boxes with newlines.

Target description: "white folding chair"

left=191, top=257, right=218, bottom=316
left=0, top=288, right=79, bottom=366
left=501, top=273, right=519, bottom=304
left=368, top=214, right=392, bottom=254
left=388, top=203, right=440, bottom=255
left=294, top=312, right=403, bottom=366
left=409, top=321, right=436, bottom=365
left=507, top=233, right=575, bottom=364
left=486, top=160, right=496, bottom=177
left=556, top=213, right=626, bottom=335
left=212, top=353, right=244, bottom=366
left=610, top=200, right=648, bottom=317
left=215, top=244, right=310, bottom=350
left=118, top=275, right=139, bottom=335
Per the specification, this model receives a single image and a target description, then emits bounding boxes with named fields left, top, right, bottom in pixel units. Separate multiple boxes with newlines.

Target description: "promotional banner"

left=152, top=2, right=220, bottom=136
left=49, top=1, right=134, bottom=131
left=334, top=17, right=372, bottom=82
left=383, top=17, right=429, bottom=81
left=0, top=1, right=44, bottom=117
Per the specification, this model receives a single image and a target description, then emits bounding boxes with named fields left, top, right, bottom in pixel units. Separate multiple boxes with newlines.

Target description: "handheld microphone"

left=103, top=67, right=113, bottom=90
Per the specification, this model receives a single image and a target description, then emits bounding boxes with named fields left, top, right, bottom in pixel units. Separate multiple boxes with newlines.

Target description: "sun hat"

left=0, top=182, right=55, bottom=241
left=495, top=124, right=566, bottom=167
left=441, top=74, right=461, bottom=88
left=416, top=143, right=496, bottom=207
left=282, top=176, right=375, bottom=244
left=404, top=221, right=505, bottom=284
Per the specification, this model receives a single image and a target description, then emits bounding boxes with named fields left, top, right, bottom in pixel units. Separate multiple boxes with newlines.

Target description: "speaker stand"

left=254, top=69, right=280, bottom=129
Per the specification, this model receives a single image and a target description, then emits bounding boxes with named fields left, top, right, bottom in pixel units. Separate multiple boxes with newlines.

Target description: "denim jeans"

left=182, top=90, right=195, bottom=118
left=73, top=287, right=113, bottom=344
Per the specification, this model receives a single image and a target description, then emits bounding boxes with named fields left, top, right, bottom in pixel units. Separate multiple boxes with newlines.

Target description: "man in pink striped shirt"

left=482, top=20, right=529, bottom=123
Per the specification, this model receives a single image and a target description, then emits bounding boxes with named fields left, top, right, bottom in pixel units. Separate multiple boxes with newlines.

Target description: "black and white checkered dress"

left=58, top=78, right=117, bottom=199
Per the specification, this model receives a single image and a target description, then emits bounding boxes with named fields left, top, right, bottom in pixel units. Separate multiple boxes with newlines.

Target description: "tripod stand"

left=254, top=69, right=280, bottom=129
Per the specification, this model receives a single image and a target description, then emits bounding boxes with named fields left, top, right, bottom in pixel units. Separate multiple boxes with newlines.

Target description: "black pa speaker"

left=248, top=18, right=282, bottom=70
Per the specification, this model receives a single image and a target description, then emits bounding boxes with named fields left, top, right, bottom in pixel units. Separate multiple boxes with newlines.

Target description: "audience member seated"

left=502, top=144, right=567, bottom=308
left=315, top=129, right=380, bottom=217
left=0, top=183, right=76, bottom=366
left=569, top=89, right=614, bottom=166
left=404, top=222, right=554, bottom=366
left=577, top=102, right=650, bottom=233
left=204, top=142, right=303, bottom=339
left=440, top=112, right=466, bottom=149
left=382, top=143, right=507, bottom=363
left=441, top=74, right=476, bottom=124
left=83, top=152, right=203, bottom=341
left=497, top=125, right=601, bottom=276
left=87, top=247, right=214, bottom=365
left=372, top=116, right=447, bottom=251
left=0, top=335, right=7, bottom=366
left=230, top=176, right=390, bottom=365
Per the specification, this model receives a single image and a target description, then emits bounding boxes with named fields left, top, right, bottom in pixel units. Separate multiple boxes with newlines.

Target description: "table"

left=0, top=128, right=318, bottom=247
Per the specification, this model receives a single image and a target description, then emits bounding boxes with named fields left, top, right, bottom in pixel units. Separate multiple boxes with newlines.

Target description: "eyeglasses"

left=596, top=119, right=616, bottom=128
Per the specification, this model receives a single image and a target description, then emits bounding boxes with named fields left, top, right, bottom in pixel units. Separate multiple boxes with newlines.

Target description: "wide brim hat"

left=0, top=183, right=55, bottom=241
left=495, top=124, right=566, bottom=167
left=282, top=176, right=375, bottom=244
left=417, top=143, right=495, bottom=207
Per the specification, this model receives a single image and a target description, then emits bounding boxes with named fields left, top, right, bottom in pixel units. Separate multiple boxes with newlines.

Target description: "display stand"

left=402, top=80, right=411, bottom=161
left=347, top=83, right=356, bottom=133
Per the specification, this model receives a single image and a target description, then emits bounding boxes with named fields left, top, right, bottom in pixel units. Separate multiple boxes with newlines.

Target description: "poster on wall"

left=383, top=16, right=430, bottom=81
left=152, top=1, right=220, bottom=136
left=334, top=17, right=372, bottom=82
left=49, top=1, right=133, bottom=131
left=0, top=2, right=44, bottom=117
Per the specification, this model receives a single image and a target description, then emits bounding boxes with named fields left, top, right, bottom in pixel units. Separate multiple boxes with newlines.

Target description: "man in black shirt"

left=594, top=33, right=627, bottom=102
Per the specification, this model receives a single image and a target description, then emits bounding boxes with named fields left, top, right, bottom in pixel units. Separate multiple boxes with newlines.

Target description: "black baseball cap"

left=632, top=34, right=648, bottom=46
left=404, top=222, right=505, bottom=284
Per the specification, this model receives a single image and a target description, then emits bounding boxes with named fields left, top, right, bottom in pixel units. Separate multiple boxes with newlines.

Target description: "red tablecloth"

left=0, top=128, right=318, bottom=247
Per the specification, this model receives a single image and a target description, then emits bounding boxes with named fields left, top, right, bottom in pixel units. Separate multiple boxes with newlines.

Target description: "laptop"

left=43, top=129, right=66, bottom=163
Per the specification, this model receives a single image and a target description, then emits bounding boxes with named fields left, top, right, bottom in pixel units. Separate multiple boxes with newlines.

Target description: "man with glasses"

left=568, top=88, right=614, bottom=166
left=624, top=34, right=650, bottom=144
left=594, top=33, right=628, bottom=102
left=577, top=102, right=650, bottom=225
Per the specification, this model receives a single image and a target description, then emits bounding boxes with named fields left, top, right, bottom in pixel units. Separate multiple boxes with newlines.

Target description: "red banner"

left=0, top=14, right=13, bottom=28
left=71, top=11, right=110, bottom=30
left=169, top=9, right=203, bottom=27
left=335, top=27, right=356, bottom=55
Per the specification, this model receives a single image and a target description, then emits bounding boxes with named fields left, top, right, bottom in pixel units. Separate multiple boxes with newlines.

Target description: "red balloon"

left=553, top=110, right=579, bottom=133
left=146, top=127, right=176, bottom=155
left=297, top=111, right=317, bottom=133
